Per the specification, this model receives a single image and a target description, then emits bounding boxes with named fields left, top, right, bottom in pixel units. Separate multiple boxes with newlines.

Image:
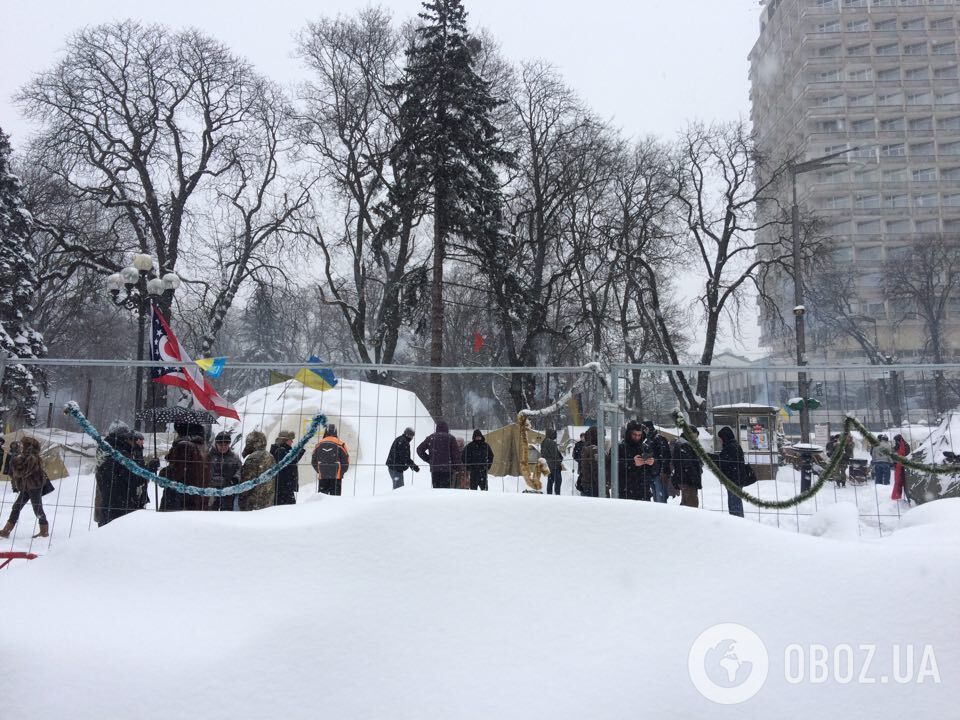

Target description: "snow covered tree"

left=0, top=127, right=46, bottom=426
left=391, top=0, right=513, bottom=417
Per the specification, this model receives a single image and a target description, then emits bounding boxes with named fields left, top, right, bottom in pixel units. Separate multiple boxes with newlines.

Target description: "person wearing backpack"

left=671, top=426, right=704, bottom=508
left=540, top=428, right=564, bottom=495
left=312, top=424, right=350, bottom=496
left=709, top=426, right=746, bottom=518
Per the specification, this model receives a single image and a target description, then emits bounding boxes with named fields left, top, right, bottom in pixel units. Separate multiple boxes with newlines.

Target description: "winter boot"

left=33, top=523, right=49, bottom=538
left=0, top=521, right=14, bottom=538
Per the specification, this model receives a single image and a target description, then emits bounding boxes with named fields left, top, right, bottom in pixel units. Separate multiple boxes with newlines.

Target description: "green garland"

left=670, top=411, right=960, bottom=510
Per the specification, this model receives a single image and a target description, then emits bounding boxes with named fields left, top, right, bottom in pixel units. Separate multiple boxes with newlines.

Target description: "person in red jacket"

left=891, top=433, right=911, bottom=501
left=416, top=420, right=461, bottom=489
left=311, top=424, right=350, bottom=496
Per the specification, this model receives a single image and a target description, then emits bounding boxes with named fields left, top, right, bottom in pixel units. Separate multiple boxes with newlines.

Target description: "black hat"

left=325, top=423, right=338, bottom=438
left=404, top=427, right=415, bottom=438
left=641, top=419, right=656, bottom=431
left=215, top=431, right=232, bottom=444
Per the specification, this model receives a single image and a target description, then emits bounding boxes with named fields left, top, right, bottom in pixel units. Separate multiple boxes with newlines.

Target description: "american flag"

left=150, top=306, right=239, bottom=420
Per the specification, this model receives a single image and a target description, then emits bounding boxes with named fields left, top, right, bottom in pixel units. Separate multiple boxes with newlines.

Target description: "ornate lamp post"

left=105, top=255, right=181, bottom=430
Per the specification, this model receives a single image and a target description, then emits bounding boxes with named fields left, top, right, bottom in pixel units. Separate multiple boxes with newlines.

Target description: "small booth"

left=710, top=403, right=779, bottom=481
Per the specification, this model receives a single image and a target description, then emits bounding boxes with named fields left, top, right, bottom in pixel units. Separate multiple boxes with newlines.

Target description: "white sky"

left=0, top=0, right=765, bottom=355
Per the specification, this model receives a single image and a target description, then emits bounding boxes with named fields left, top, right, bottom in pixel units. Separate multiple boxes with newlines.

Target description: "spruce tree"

left=0, top=127, right=46, bottom=426
left=391, top=0, right=512, bottom=417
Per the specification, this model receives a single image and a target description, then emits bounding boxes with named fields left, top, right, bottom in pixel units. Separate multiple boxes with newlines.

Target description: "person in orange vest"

left=311, top=424, right=350, bottom=496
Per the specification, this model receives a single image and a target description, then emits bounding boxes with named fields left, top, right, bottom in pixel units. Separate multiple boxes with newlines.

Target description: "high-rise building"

left=750, top=0, right=960, bottom=361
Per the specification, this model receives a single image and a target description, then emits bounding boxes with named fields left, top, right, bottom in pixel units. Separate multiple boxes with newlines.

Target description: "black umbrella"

left=135, top=406, right=218, bottom=425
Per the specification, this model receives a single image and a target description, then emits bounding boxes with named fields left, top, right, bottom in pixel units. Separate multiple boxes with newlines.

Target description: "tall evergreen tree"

left=0, top=127, right=46, bottom=426
left=391, top=0, right=512, bottom=417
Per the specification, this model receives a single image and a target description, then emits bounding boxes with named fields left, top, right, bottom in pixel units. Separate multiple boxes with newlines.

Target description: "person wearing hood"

left=0, top=437, right=49, bottom=539
left=640, top=419, right=672, bottom=503
left=709, top=426, right=746, bottom=518
left=416, top=420, right=461, bottom=489
left=540, top=428, right=564, bottom=495
left=891, top=433, right=911, bottom=501
left=617, top=420, right=652, bottom=501
left=159, top=423, right=211, bottom=512
left=271, top=430, right=305, bottom=506
left=312, top=424, right=350, bottom=496
left=576, top=427, right=601, bottom=497
left=671, top=426, right=703, bottom=508
left=95, top=428, right=148, bottom=526
left=238, top=431, right=276, bottom=510
left=463, top=429, right=494, bottom=491
left=386, top=427, right=420, bottom=490
left=871, top=433, right=893, bottom=486
left=209, top=431, right=242, bottom=510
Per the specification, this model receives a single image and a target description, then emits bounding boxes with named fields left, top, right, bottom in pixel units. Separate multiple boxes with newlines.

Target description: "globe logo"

left=688, top=623, right=769, bottom=704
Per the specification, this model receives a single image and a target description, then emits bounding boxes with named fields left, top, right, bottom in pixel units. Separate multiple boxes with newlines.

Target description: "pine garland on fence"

left=671, top=410, right=960, bottom=509
left=63, top=401, right=327, bottom=497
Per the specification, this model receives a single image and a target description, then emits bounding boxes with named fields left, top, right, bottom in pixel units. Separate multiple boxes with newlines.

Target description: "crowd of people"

left=0, top=416, right=919, bottom=536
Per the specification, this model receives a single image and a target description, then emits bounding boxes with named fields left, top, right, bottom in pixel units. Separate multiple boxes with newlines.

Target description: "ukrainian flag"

left=195, top=357, right=227, bottom=378
left=293, top=356, right=338, bottom=391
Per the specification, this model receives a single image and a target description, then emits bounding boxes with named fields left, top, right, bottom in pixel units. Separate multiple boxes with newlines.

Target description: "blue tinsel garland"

left=63, top=401, right=327, bottom=497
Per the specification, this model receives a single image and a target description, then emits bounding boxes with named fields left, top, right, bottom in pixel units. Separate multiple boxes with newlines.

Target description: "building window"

left=818, top=21, right=842, bottom=33
left=824, top=195, right=853, bottom=209
left=849, top=68, right=873, bottom=81
left=907, top=92, right=932, bottom=105
left=880, top=117, right=905, bottom=131
left=857, top=246, right=883, bottom=262
left=912, top=168, right=937, bottom=181
left=881, top=143, right=906, bottom=156
left=937, top=116, right=960, bottom=130
left=857, top=220, right=881, bottom=233
left=832, top=247, right=854, bottom=262
left=850, top=118, right=874, bottom=132
left=874, top=19, right=897, bottom=32
left=848, top=44, right=870, bottom=56
left=939, top=141, right=960, bottom=155
left=854, top=194, right=880, bottom=208
left=877, top=93, right=903, bottom=106
left=816, top=119, right=845, bottom=132
left=903, top=42, right=927, bottom=56
left=943, top=193, right=960, bottom=206
left=915, top=219, right=940, bottom=232
left=876, top=67, right=899, bottom=81
left=816, top=69, right=842, bottom=82
left=936, top=91, right=960, bottom=105
left=882, top=168, right=906, bottom=182
left=942, top=167, right=960, bottom=180
left=883, top=194, right=909, bottom=208
left=902, top=18, right=925, bottom=31
left=933, top=41, right=956, bottom=55
left=934, top=65, right=958, bottom=79
left=908, top=117, right=933, bottom=131
left=819, top=44, right=842, bottom=57
left=876, top=43, right=899, bottom=56
left=843, top=0, right=867, bottom=6
left=909, top=141, right=935, bottom=156
left=849, top=93, right=874, bottom=106
left=854, top=168, right=879, bottom=182
left=915, top=192, right=939, bottom=206
left=817, top=94, right=845, bottom=107
left=885, top=219, right=911, bottom=232
left=846, top=19, right=869, bottom=32
left=930, top=18, right=955, bottom=31
left=904, top=66, right=930, bottom=80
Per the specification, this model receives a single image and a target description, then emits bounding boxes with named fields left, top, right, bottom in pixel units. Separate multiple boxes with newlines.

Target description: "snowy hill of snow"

left=2, top=493, right=958, bottom=719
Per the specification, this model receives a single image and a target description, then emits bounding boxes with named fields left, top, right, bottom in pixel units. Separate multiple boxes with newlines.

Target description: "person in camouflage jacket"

left=237, top=431, right=275, bottom=511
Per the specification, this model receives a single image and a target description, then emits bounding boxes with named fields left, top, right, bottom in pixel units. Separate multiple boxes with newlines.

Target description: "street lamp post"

left=105, top=256, right=181, bottom=430
left=789, top=147, right=857, bottom=443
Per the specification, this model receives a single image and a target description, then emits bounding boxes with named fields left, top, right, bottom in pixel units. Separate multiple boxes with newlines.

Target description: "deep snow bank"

left=2, top=494, right=958, bottom=719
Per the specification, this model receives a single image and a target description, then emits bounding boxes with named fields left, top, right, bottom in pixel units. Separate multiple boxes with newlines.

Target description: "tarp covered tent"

left=486, top=423, right=545, bottom=478
left=1, top=430, right=70, bottom=482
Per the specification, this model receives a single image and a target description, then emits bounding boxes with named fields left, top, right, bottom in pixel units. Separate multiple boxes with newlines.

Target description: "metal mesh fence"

left=2, top=358, right=959, bottom=562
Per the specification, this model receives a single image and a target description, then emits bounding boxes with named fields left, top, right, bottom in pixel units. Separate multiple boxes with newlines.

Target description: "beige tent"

left=1, top=430, right=70, bottom=482
left=485, top=423, right=545, bottom=478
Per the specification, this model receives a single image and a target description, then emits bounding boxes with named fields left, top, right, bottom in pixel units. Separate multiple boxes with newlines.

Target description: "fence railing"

left=2, top=357, right=959, bottom=558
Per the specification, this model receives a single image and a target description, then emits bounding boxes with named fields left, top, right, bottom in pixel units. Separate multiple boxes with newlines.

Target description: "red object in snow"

left=891, top=436, right=908, bottom=500
left=472, top=331, right=485, bottom=353
left=0, top=551, right=38, bottom=570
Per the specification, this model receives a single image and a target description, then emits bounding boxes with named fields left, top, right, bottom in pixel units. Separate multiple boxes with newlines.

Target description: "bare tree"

left=884, top=236, right=960, bottom=414
left=17, top=21, right=298, bottom=348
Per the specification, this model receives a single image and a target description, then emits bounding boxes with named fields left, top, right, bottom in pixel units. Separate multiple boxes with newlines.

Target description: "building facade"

left=750, top=0, right=960, bottom=362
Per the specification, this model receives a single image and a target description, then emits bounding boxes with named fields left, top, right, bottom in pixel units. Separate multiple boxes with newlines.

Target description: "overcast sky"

left=0, top=0, right=765, bottom=355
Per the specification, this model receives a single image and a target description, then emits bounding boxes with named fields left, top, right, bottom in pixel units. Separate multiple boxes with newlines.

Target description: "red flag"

left=150, top=306, right=240, bottom=420
left=472, top=330, right=485, bottom=353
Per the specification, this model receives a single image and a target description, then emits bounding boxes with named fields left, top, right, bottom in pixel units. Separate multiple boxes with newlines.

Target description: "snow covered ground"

left=2, top=491, right=958, bottom=719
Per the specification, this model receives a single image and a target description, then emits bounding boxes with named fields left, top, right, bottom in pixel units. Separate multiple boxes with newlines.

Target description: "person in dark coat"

left=709, top=426, right=745, bottom=518
left=572, top=433, right=585, bottom=474
left=159, top=422, right=212, bottom=512
left=671, top=426, right=703, bottom=508
left=271, top=429, right=304, bottom=506
left=617, top=420, right=652, bottom=501
left=640, top=420, right=672, bottom=503
left=0, top=437, right=49, bottom=539
left=96, top=428, right=148, bottom=526
left=540, top=428, right=564, bottom=495
left=576, top=427, right=601, bottom=497
left=385, top=427, right=420, bottom=489
left=209, top=431, right=242, bottom=511
left=463, top=429, right=494, bottom=491
left=416, top=420, right=461, bottom=489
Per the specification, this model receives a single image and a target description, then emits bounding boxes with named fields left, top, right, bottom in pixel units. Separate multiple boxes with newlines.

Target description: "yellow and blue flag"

left=293, top=356, right=338, bottom=391
left=195, top=357, right=227, bottom=378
